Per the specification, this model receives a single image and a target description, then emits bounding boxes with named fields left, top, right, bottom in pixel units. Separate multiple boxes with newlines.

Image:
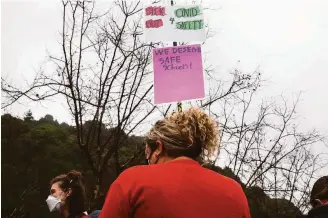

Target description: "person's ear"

left=155, top=140, right=164, bottom=155
left=66, top=188, right=72, bottom=197
left=311, top=199, right=323, bottom=208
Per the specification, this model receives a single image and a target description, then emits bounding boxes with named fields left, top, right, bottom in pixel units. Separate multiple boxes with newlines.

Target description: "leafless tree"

left=1, top=0, right=239, bottom=201
left=3, top=0, right=154, bottom=197
left=207, top=84, right=327, bottom=213
left=4, top=1, right=317, bottom=212
left=2, top=0, right=259, bottom=191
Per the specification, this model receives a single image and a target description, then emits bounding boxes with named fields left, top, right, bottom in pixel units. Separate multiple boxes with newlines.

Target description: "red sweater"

left=99, top=159, right=250, bottom=218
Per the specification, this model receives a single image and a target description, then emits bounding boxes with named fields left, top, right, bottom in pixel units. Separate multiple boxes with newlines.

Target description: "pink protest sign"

left=153, top=44, right=205, bottom=105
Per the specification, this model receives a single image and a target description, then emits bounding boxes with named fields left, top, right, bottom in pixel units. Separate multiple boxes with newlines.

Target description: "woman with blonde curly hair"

left=99, top=108, right=250, bottom=218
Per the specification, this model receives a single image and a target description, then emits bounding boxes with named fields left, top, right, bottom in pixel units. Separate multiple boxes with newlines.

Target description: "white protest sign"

left=143, top=5, right=205, bottom=42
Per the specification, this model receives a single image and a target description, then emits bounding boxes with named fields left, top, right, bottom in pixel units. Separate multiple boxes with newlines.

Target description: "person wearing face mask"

left=307, top=176, right=328, bottom=218
left=46, top=170, right=89, bottom=218
left=99, top=107, right=251, bottom=218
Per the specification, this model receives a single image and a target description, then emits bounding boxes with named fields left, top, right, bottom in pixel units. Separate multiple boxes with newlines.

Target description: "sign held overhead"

left=152, top=44, right=205, bottom=105
left=144, top=5, right=205, bottom=42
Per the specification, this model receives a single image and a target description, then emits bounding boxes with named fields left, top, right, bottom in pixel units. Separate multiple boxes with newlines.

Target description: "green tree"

left=1, top=112, right=310, bottom=217
left=23, top=109, right=34, bottom=122
left=1, top=0, right=259, bottom=202
left=1, top=114, right=92, bottom=217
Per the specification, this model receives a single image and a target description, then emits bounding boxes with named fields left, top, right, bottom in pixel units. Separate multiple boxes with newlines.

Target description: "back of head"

left=145, top=107, right=219, bottom=159
left=50, top=170, right=86, bottom=216
left=310, top=176, right=328, bottom=207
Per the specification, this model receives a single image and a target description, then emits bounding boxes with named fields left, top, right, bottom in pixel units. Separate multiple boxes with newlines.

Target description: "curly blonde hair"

left=145, top=107, right=219, bottom=159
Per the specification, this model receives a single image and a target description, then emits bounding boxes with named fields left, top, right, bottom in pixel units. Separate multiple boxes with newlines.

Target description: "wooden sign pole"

left=171, top=0, right=182, bottom=112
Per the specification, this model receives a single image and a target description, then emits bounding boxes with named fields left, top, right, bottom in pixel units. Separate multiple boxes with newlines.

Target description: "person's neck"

left=61, top=207, right=69, bottom=218
left=158, top=156, right=192, bottom=164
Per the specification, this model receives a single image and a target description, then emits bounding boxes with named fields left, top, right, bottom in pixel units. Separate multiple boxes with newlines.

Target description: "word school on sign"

left=152, top=44, right=205, bottom=104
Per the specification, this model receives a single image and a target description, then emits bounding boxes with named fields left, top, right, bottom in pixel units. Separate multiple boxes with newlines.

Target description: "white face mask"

left=46, top=195, right=61, bottom=212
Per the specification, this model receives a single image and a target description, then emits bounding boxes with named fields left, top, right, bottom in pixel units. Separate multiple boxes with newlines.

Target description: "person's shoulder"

left=112, top=165, right=153, bottom=192
left=203, top=167, right=244, bottom=189
left=116, top=165, right=150, bottom=182
left=123, top=165, right=149, bottom=174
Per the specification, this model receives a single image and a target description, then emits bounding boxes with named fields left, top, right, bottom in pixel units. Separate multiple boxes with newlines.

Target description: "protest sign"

left=152, top=44, right=205, bottom=105
left=144, top=5, right=205, bottom=42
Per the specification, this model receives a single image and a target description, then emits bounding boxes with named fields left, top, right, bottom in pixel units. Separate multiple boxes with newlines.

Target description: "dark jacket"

left=307, top=205, right=328, bottom=218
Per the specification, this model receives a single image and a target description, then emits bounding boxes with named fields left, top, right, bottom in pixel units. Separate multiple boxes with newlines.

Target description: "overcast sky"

left=2, top=0, right=328, bottom=142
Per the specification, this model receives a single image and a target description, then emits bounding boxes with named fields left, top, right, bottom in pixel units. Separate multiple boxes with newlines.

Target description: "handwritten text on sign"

left=152, top=44, right=205, bottom=104
left=144, top=5, right=205, bottom=42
